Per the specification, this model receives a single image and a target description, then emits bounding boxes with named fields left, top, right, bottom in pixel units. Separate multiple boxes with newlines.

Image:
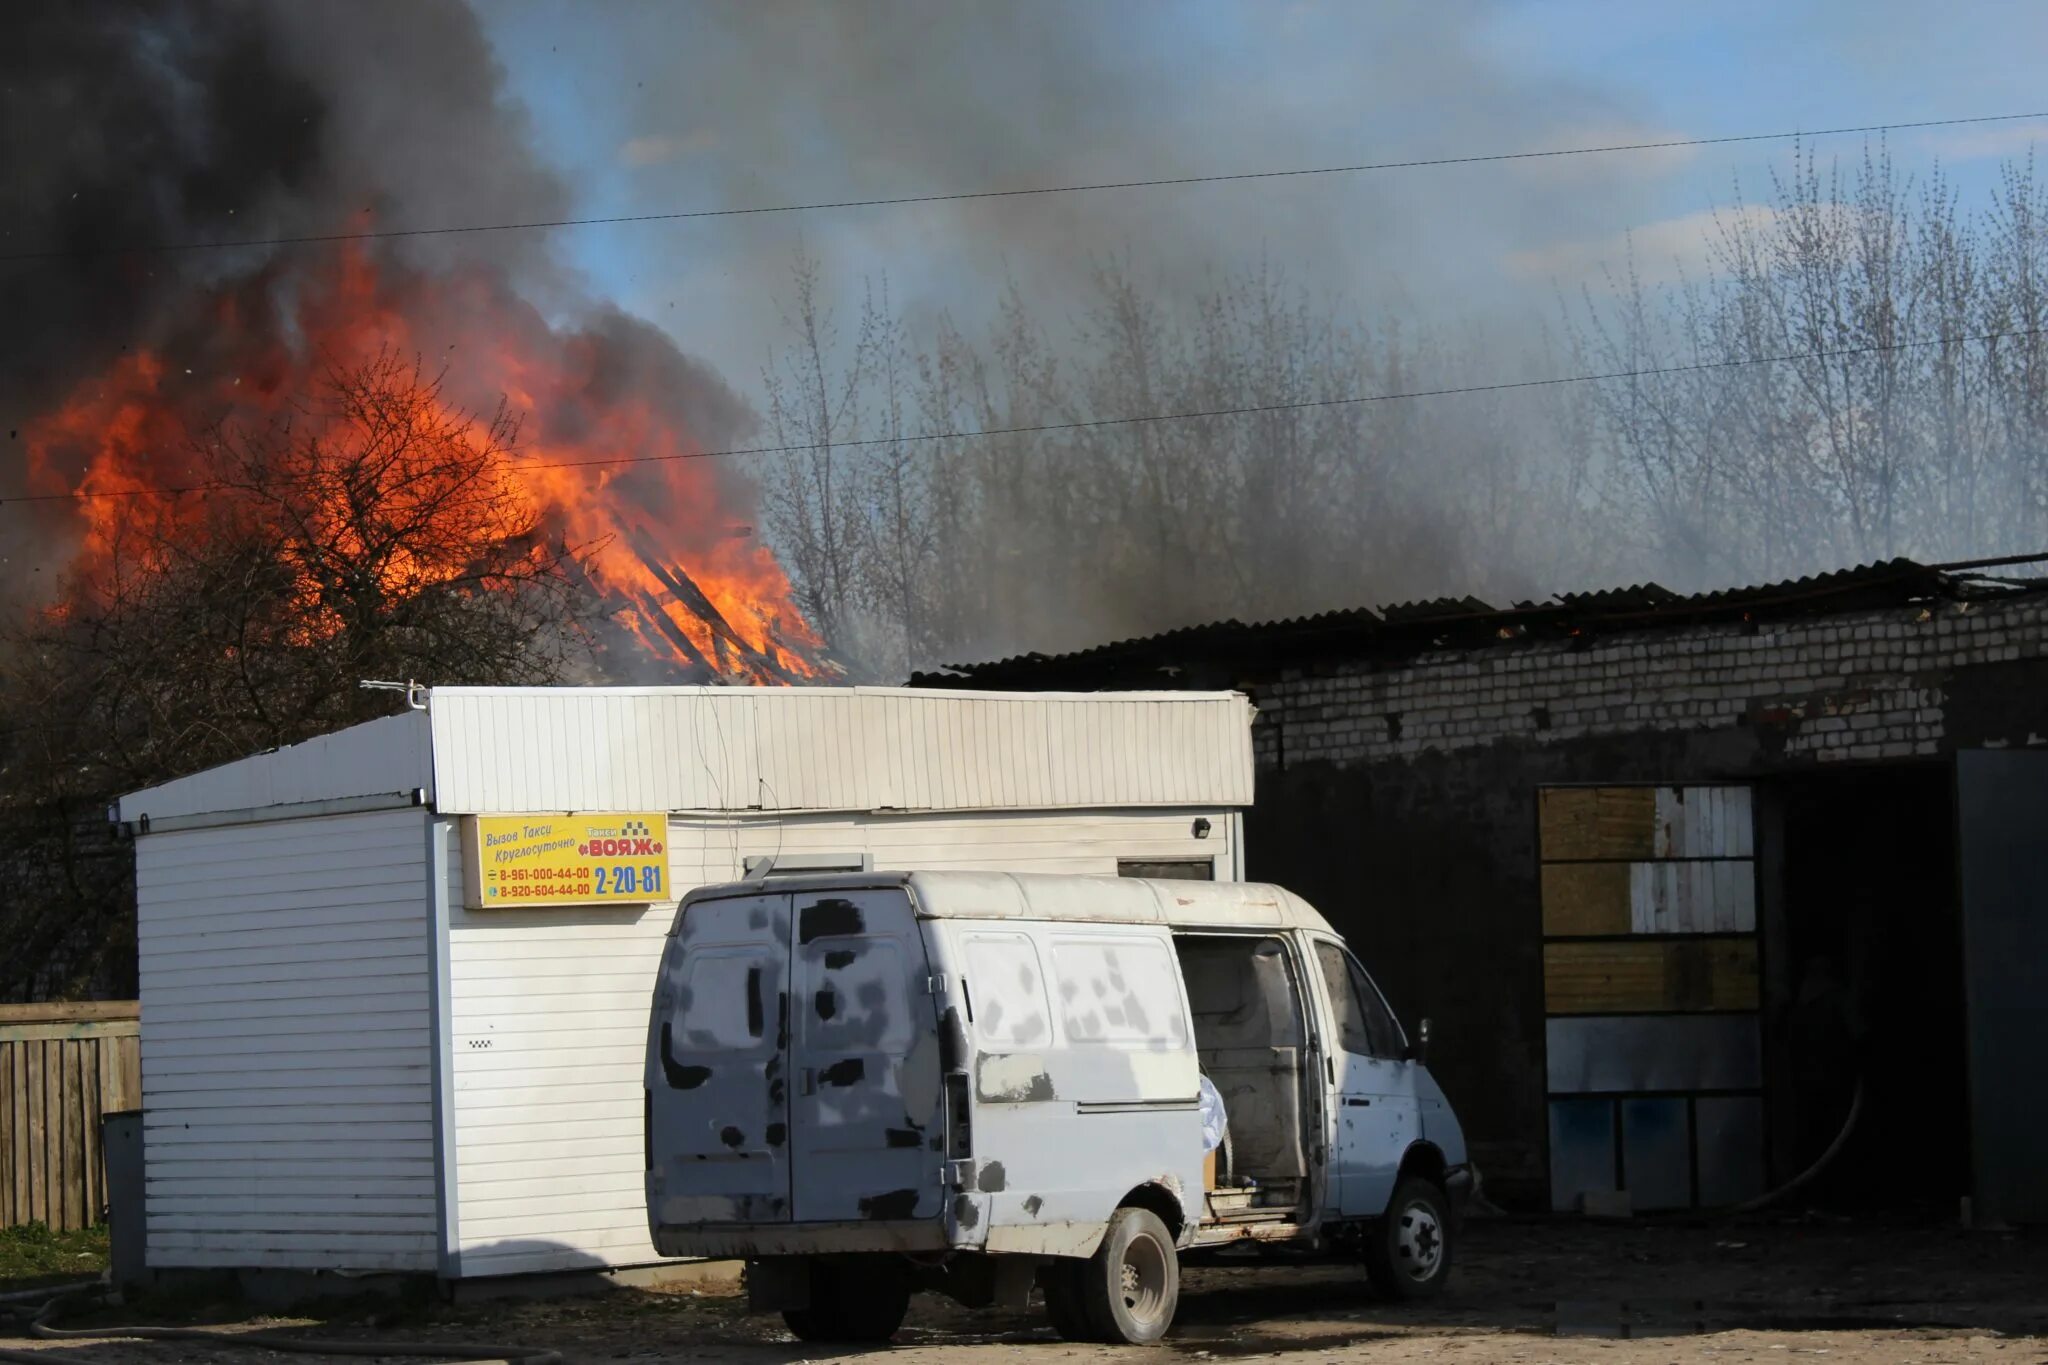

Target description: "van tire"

left=1365, top=1177, right=1453, bottom=1300
left=781, top=1260, right=910, bottom=1342
left=1078, top=1206, right=1180, bottom=1343
left=1040, top=1260, right=1094, bottom=1341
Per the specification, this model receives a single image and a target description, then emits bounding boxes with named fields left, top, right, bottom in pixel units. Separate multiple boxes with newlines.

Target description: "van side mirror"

left=1405, top=1017, right=1432, bottom=1065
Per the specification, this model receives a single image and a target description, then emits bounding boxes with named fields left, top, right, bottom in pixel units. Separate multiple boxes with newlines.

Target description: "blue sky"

left=471, top=1, right=2048, bottom=392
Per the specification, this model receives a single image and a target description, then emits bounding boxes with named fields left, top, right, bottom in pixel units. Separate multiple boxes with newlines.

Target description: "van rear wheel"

left=781, top=1259, right=910, bottom=1343
left=1078, top=1206, right=1180, bottom=1343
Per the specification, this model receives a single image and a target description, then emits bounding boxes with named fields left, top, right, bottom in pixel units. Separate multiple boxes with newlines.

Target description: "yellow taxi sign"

left=461, top=812, right=670, bottom=908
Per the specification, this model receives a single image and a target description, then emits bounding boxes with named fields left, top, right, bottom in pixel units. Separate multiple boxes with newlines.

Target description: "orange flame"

left=24, top=245, right=826, bottom=683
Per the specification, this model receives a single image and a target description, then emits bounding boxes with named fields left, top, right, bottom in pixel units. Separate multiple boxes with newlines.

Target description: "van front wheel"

left=781, top=1259, right=910, bottom=1342
left=1364, top=1177, right=1453, bottom=1299
left=1079, top=1206, right=1180, bottom=1343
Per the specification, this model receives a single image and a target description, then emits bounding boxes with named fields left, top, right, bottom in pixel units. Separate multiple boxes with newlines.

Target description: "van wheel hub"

left=1118, top=1231, right=1170, bottom=1325
left=1395, top=1201, right=1442, bottom=1279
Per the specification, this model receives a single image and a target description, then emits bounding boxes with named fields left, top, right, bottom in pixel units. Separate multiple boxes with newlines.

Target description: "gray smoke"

left=0, top=0, right=757, bottom=609
left=1, top=1, right=561, bottom=419
left=597, top=1, right=1683, bottom=370
left=576, top=3, right=2048, bottom=668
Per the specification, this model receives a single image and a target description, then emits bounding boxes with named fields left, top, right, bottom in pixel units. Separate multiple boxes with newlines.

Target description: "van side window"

left=962, top=933, right=1052, bottom=1046
left=1313, top=941, right=1404, bottom=1059
left=1051, top=936, right=1188, bottom=1047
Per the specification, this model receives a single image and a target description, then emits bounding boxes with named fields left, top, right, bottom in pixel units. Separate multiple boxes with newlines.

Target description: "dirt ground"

left=5, top=1218, right=2045, bottom=1363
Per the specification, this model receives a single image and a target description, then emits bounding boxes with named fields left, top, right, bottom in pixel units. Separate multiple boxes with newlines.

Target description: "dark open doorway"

left=1766, top=763, right=1966, bottom=1214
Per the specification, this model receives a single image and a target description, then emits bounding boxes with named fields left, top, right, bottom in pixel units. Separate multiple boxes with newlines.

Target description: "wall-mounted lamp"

left=1192, top=817, right=1212, bottom=840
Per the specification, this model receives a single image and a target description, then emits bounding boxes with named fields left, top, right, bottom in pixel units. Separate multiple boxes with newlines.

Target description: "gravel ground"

left=5, top=1218, right=2044, bottom=1364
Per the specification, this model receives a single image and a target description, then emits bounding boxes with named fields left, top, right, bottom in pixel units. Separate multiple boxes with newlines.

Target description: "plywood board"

left=1539, top=787, right=1656, bottom=861
left=1544, top=939, right=1759, bottom=1014
left=1541, top=863, right=1633, bottom=935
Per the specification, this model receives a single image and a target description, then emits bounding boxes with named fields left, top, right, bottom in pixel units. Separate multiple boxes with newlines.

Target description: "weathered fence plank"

left=0, top=1003, right=140, bottom=1230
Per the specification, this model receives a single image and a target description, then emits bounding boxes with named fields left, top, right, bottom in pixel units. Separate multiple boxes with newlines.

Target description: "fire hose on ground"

left=1719, top=1074, right=1867, bottom=1217
left=0, top=1280, right=560, bottom=1365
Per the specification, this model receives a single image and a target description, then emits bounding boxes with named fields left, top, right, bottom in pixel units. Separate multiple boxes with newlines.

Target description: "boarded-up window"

left=962, top=933, right=1052, bottom=1047
left=1050, top=936, right=1188, bottom=1047
left=1537, top=784, right=1763, bottom=1213
left=674, top=947, right=775, bottom=1050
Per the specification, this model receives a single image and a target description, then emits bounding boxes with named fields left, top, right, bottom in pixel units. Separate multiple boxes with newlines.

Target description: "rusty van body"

left=645, top=871, right=1471, bottom=1344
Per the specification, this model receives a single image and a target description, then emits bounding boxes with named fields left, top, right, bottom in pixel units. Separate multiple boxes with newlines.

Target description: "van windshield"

left=1314, top=941, right=1405, bottom=1059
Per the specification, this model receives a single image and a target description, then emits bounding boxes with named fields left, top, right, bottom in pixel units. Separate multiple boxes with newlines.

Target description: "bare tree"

left=757, top=252, right=1601, bottom=674
left=760, top=252, right=871, bottom=647
left=1570, top=140, right=2048, bottom=579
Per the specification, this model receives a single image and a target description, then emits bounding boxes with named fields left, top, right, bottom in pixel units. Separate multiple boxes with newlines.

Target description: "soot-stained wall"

left=925, top=583, right=2048, bottom=1208
left=1234, top=593, right=2048, bottom=1205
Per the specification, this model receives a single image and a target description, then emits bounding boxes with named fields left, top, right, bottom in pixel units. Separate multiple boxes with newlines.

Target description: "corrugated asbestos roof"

left=912, top=556, right=2048, bottom=689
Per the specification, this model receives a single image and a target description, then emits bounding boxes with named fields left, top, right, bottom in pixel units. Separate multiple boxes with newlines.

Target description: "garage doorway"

left=1766, top=763, right=1965, bottom=1214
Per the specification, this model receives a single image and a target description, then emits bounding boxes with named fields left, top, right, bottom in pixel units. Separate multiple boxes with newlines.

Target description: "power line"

left=6, top=110, right=2046, bottom=264
left=9, top=323, right=2045, bottom=506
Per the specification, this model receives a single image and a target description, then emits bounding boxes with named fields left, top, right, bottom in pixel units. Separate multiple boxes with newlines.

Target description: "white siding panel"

left=1626, top=860, right=1758, bottom=934
left=426, top=686, right=1252, bottom=816
left=121, top=711, right=432, bottom=823
left=136, top=808, right=436, bottom=1272
left=448, top=805, right=1233, bottom=1276
left=1650, top=785, right=1757, bottom=859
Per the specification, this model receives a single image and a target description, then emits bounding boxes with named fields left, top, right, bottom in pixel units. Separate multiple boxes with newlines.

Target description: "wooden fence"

left=0, top=1002, right=141, bottom=1231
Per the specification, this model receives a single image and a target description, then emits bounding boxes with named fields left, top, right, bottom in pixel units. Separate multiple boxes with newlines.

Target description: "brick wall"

left=1236, top=588, right=2048, bottom=1205
left=1252, top=592, right=2048, bottom=771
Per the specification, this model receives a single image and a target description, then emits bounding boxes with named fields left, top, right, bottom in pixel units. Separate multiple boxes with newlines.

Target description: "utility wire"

left=4, top=110, right=2046, bottom=263
left=9, top=323, right=2046, bottom=506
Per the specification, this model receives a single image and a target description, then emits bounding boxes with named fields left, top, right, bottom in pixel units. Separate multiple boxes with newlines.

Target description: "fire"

left=22, top=245, right=829, bottom=684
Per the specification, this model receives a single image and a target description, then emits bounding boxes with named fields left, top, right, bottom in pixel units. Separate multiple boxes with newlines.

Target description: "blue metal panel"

left=1695, top=1096, right=1766, bottom=1207
left=1957, top=750, right=2048, bottom=1225
left=1548, top=1098, right=1616, bottom=1212
left=1546, top=1015, right=1761, bottom=1094
left=1620, top=1098, right=1690, bottom=1211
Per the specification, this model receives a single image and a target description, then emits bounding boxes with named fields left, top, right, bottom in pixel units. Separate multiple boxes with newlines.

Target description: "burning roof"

left=20, top=245, right=835, bottom=686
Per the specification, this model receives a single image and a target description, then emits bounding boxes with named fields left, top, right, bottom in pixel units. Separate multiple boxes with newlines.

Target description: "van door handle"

left=1344, top=1098, right=1372, bottom=1107
left=800, top=1067, right=817, bottom=1097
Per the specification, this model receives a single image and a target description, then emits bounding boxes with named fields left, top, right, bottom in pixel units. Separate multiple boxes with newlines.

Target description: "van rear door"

left=649, top=885, right=944, bottom=1228
left=789, top=888, right=946, bottom=1222
left=650, top=890, right=793, bottom=1223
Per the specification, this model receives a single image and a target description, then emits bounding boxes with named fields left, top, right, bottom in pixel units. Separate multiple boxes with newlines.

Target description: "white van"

left=645, top=871, right=1471, bottom=1345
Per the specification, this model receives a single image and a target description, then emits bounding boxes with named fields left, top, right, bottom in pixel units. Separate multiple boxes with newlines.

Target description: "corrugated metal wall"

left=136, top=809, right=438, bottom=1271
left=1538, top=785, right=1766, bottom=1213
left=426, top=688, right=1254, bottom=816
left=447, top=806, right=1236, bottom=1277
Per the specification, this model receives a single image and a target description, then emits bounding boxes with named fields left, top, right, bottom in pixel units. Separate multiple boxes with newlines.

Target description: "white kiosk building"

left=117, top=686, right=1253, bottom=1280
